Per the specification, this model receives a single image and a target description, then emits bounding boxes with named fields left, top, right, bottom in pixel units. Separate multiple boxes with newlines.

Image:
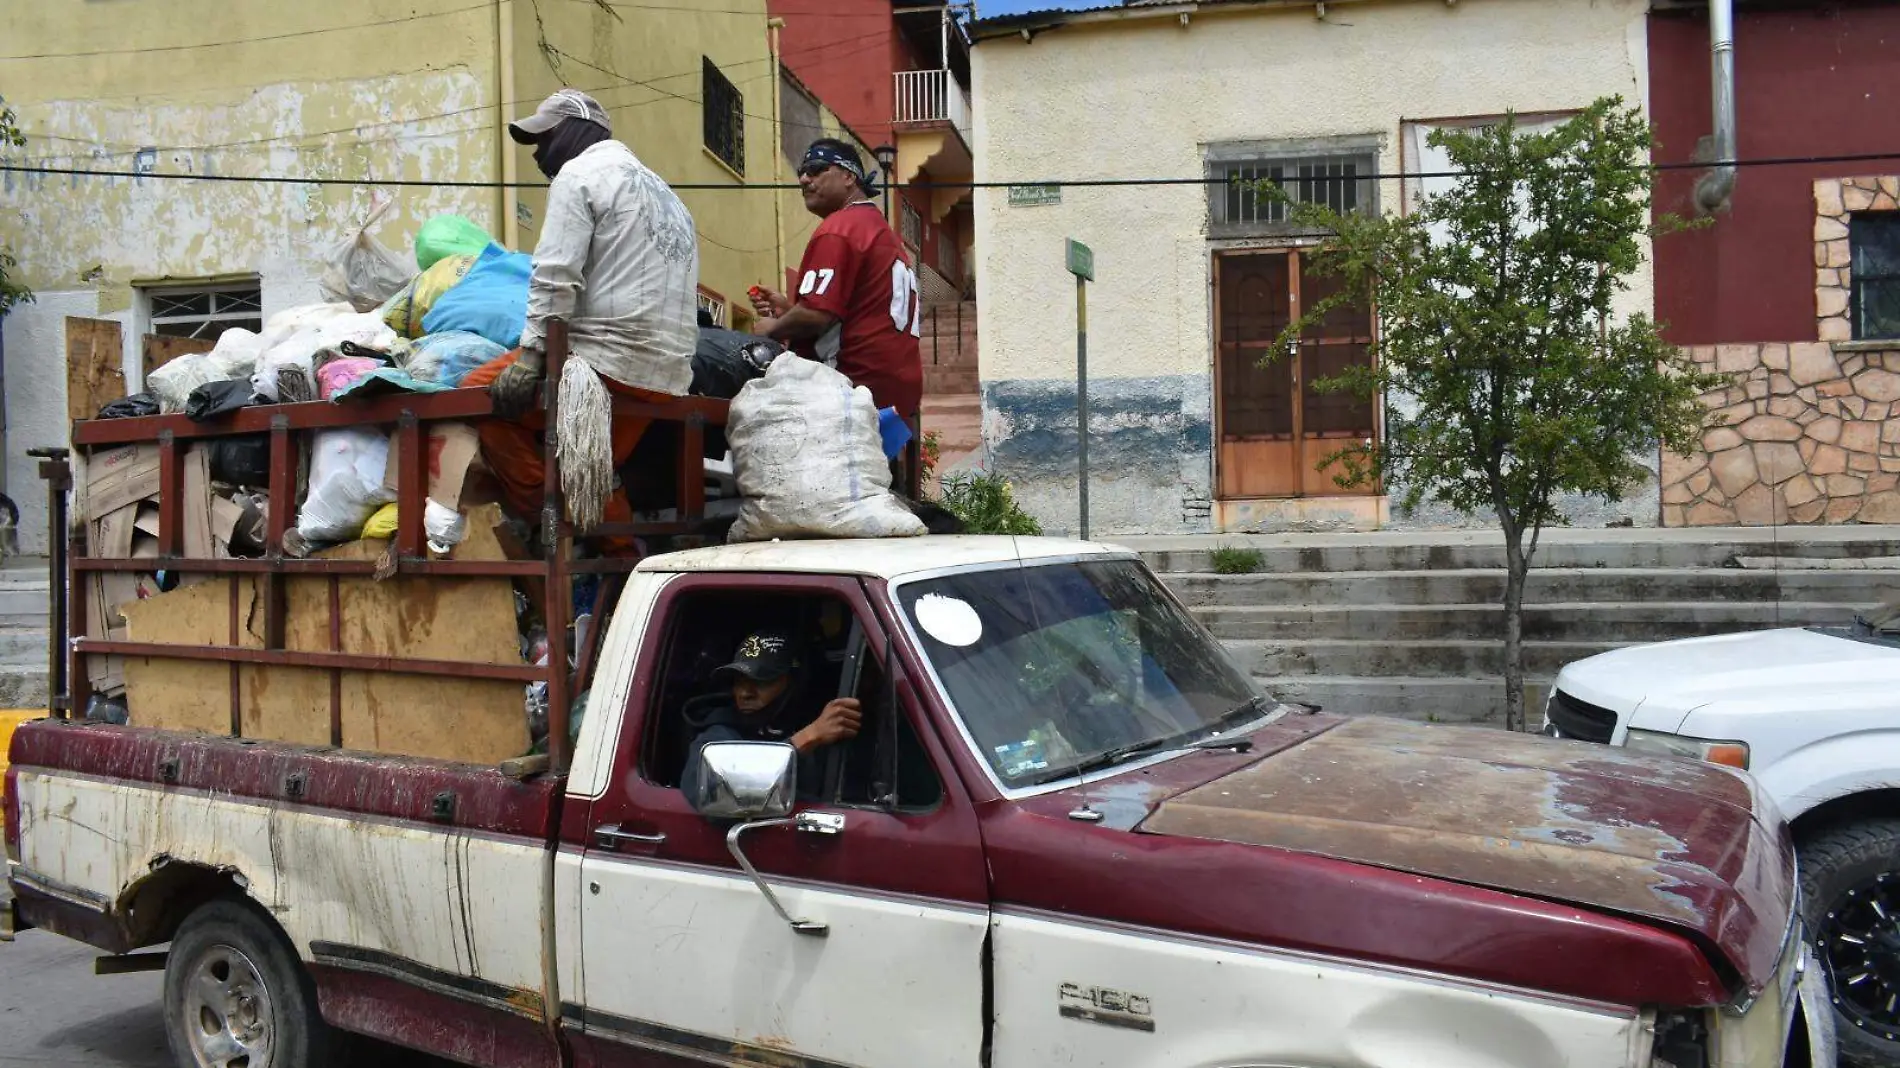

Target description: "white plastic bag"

left=296, top=429, right=398, bottom=542
left=318, top=197, right=412, bottom=313
left=726, top=357, right=926, bottom=542
left=251, top=309, right=397, bottom=401
left=148, top=327, right=266, bottom=413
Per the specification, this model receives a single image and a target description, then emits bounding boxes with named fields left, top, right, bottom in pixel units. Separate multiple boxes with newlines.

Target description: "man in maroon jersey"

left=749, top=139, right=924, bottom=424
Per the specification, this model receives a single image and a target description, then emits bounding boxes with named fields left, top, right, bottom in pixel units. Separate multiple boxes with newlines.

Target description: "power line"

left=0, top=3, right=495, bottom=61
left=13, top=28, right=895, bottom=165
left=6, top=150, right=1900, bottom=191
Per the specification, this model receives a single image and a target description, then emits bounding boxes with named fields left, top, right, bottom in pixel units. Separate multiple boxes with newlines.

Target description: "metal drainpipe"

left=1694, top=0, right=1737, bottom=214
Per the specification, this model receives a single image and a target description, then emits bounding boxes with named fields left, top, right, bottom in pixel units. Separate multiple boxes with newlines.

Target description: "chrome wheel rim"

left=1822, top=872, right=1900, bottom=1043
left=180, top=941, right=275, bottom=1068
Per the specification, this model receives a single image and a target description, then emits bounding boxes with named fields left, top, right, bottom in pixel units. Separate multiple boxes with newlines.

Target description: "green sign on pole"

left=1065, top=238, right=1094, bottom=282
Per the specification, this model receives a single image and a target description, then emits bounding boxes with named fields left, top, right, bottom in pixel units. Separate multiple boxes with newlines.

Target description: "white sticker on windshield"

left=915, top=594, right=983, bottom=647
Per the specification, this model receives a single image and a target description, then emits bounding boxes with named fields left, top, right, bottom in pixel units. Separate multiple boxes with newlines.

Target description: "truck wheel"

left=1801, top=819, right=1900, bottom=1068
left=163, top=898, right=331, bottom=1068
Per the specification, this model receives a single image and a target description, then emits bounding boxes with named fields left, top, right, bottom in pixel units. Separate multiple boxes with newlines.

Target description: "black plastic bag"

left=210, top=434, right=271, bottom=486
left=689, top=327, right=782, bottom=400
left=185, top=379, right=258, bottom=422
left=97, top=392, right=160, bottom=419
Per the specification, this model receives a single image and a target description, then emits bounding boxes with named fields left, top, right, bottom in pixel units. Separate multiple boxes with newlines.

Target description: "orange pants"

left=463, top=349, right=670, bottom=551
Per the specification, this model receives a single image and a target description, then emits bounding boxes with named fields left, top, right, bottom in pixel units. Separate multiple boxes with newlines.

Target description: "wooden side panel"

left=142, top=333, right=216, bottom=378
left=114, top=556, right=530, bottom=763
left=66, top=318, right=126, bottom=425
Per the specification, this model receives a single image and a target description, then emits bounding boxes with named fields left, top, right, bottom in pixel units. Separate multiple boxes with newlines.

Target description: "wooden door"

left=1215, top=250, right=1377, bottom=498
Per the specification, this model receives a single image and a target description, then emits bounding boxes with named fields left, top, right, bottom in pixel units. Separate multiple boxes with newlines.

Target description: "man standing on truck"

left=679, top=629, right=862, bottom=810
left=748, top=140, right=923, bottom=429
left=464, top=88, right=699, bottom=546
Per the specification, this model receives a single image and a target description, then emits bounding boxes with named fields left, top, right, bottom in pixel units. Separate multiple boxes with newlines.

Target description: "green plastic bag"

left=415, top=214, right=493, bottom=271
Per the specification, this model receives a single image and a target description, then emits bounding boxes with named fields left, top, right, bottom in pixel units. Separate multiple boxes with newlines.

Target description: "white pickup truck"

left=1547, top=604, right=1900, bottom=1067
left=7, top=538, right=1832, bottom=1068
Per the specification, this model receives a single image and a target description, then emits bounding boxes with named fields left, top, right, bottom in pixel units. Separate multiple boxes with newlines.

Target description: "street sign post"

left=1067, top=238, right=1093, bottom=539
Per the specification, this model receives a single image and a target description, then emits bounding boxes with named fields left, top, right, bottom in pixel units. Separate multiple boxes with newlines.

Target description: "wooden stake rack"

left=38, top=322, right=727, bottom=774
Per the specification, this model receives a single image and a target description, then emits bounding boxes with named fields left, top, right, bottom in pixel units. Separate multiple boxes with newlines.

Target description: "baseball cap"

left=713, top=630, right=799, bottom=684
left=509, top=89, right=612, bottom=144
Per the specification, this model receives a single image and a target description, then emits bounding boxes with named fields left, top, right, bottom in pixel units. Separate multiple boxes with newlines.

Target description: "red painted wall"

left=770, top=0, right=903, bottom=149
left=1649, top=3, right=1900, bottom=345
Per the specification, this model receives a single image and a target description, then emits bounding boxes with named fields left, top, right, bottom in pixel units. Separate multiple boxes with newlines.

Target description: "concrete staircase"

left=921, top=301, right=977, bottom=397
left=0, top=563, right=49, bottom=709
left=1135, top=528, right=1900, bottom=727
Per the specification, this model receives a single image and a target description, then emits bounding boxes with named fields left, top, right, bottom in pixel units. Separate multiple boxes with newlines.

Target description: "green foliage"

left=0, top=103, right=32, bottom=320
left=1210, top=545, right=1265, bottom=575
left=938, top=470, right=1043, bottom=536
left=1266, top=97, right=1724, bottom=730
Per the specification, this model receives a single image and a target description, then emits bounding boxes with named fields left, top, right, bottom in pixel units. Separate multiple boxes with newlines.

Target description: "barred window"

left=1852, top=212, right=1900, bottom=340
left=901, top=199, right=925, bottom=250
left=1206, top=141, right=1377, bottom=237
left=144, top=282, right=263, bottom=340
left=703, top=58, right=744, bottom=176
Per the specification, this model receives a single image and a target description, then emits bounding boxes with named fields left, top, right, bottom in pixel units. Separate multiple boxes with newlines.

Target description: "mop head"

left=558, top=357, right=613, bottom=532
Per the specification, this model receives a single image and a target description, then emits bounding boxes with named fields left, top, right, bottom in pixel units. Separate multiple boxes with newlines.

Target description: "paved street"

left=0, top=927, right=169, bottom=1068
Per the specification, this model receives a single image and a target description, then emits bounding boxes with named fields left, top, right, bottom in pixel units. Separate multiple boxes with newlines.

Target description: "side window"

left=640, top=587, right=943, bottom=812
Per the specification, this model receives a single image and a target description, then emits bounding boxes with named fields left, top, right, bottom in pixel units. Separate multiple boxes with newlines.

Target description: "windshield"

left=898, top=558, right=1268, bottom=788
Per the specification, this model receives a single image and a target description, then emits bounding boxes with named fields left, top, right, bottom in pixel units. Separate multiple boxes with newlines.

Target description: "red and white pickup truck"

left=4, top=538, right=1834, bottom=1068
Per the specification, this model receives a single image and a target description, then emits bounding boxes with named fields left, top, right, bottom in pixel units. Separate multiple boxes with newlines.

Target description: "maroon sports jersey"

left=790, top=201, right=924, bottom=418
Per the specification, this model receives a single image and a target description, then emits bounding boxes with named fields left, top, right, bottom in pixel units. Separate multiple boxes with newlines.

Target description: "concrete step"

left=1228, top=638, right=1627, bottom=679
left=1165, top=567, right=1900, bottom=607
left=1262, top=675, right=1541, bottom=727
left=1193, top=600, right=1867, bottom=641
left=0, top=667, right=50, bottom=709
left=925, top=368, right=979, bottom=394
left=0, top=588, right=49, bottom=619
left=0, top=628, right=48, bottom=665
left=1140, top=537, right=1900, bottom=574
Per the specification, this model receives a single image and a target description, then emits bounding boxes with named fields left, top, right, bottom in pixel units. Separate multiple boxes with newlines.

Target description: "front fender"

left=1741, top=729, right=1900, bottom=822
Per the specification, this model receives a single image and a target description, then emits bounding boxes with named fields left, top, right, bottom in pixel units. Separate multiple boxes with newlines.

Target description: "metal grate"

left=146, top=283, right=263, bottom=340
left=702, top=57, right=745, bottom=176
left=1546, top=688, right=1618, bottom=744
left=1851, top=212, right=1900, bottom=340
left=1209, top=153, right=1374, bottom=235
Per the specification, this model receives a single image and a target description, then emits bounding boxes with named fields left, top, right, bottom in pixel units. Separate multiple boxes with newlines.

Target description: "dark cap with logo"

left=713, top=630, right=799, bottom=684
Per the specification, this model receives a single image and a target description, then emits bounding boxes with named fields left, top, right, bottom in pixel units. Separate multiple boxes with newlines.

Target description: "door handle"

left=594, top=824, right=667, bottom=851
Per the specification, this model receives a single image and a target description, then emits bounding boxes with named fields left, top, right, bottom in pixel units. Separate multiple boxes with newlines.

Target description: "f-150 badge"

left=1059, top=983, right=1155, bottom=1032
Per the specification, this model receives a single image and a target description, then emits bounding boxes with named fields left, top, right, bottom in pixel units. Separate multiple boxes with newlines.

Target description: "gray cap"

left=509, top=89, right=611, bottom=144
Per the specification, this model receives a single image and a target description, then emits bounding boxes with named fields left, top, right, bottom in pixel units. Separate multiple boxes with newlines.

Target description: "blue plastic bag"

left=878, top=406, right=913, bottom=460
left=421, top=242, right=532, bottom=349
left=406, top=330, right=507, bottom=386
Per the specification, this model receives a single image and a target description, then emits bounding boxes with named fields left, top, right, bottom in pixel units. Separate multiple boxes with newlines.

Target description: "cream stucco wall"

left=971, top=0, right=1655, bottom=534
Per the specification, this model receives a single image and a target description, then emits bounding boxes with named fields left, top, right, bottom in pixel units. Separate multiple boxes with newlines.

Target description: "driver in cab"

left=680, top=630, right=862, bottom=812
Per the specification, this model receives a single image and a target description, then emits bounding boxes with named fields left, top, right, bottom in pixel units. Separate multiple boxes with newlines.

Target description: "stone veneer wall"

left=1661, top=343, right=1900, bottom=525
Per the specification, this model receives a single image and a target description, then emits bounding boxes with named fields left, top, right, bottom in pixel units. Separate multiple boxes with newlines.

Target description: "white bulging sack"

left=296, top=429, right=398, bottom=542
left=726, top=357, right=925, bottom=542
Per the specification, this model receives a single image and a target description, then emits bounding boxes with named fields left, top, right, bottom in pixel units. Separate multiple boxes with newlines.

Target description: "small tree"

left=0, top=102, right=32, bottom=320
left=1271, top=97, right=1721, bottom=732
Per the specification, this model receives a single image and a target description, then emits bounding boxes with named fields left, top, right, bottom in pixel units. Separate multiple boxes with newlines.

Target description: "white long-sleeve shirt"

left=519, top=140, right=697, bottom=395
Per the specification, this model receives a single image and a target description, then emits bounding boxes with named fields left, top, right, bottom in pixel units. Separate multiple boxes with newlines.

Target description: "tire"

left=163, top=898, right=332, bottom=1068
left=1800, top=819, right=1900, bottom=1068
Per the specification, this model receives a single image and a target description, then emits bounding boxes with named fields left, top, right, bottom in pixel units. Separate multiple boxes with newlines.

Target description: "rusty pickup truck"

left=5, top=537, right=1835, bottom=1068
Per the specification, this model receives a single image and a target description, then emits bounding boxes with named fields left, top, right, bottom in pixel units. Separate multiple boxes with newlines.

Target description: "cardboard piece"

left=94, top=504, right=138, bottom=560
left=384, top=421, right=481, bottom=509
left=116, top=550, right=530, bottom=764
left=83, top=445, right=161, bottom=524
left=183, top=446, right=215, bottom=560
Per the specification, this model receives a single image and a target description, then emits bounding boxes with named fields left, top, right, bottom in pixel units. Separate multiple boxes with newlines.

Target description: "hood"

left=1557, top=627, right=1900, bottom=727
left=1138, top=717, right=1794, bottom=997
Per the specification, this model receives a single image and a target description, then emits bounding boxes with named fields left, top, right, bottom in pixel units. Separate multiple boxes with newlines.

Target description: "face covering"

left=533, top=117, right=610, bottom=179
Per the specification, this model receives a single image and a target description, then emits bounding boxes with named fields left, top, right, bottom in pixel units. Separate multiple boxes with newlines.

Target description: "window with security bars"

left=144, top=283, right=263, bottom=340
left=901, top=200, right=925, bottom=250
left=1207, top=150, right=1376, bottom=237
left=1852, top=212, right=1900, bottom=340
left=703, top=58, right=745, bottom=175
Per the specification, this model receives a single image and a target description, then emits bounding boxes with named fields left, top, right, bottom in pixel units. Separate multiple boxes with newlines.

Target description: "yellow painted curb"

left=0, top=709, right=46, bottom=805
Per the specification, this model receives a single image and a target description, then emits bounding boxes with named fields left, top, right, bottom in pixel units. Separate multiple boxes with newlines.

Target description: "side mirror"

left=692, top=740, right=796, bottom=821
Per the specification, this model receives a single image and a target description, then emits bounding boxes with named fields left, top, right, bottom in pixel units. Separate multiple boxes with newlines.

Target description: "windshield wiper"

left=1031, top=697, right=1276, bottom=784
